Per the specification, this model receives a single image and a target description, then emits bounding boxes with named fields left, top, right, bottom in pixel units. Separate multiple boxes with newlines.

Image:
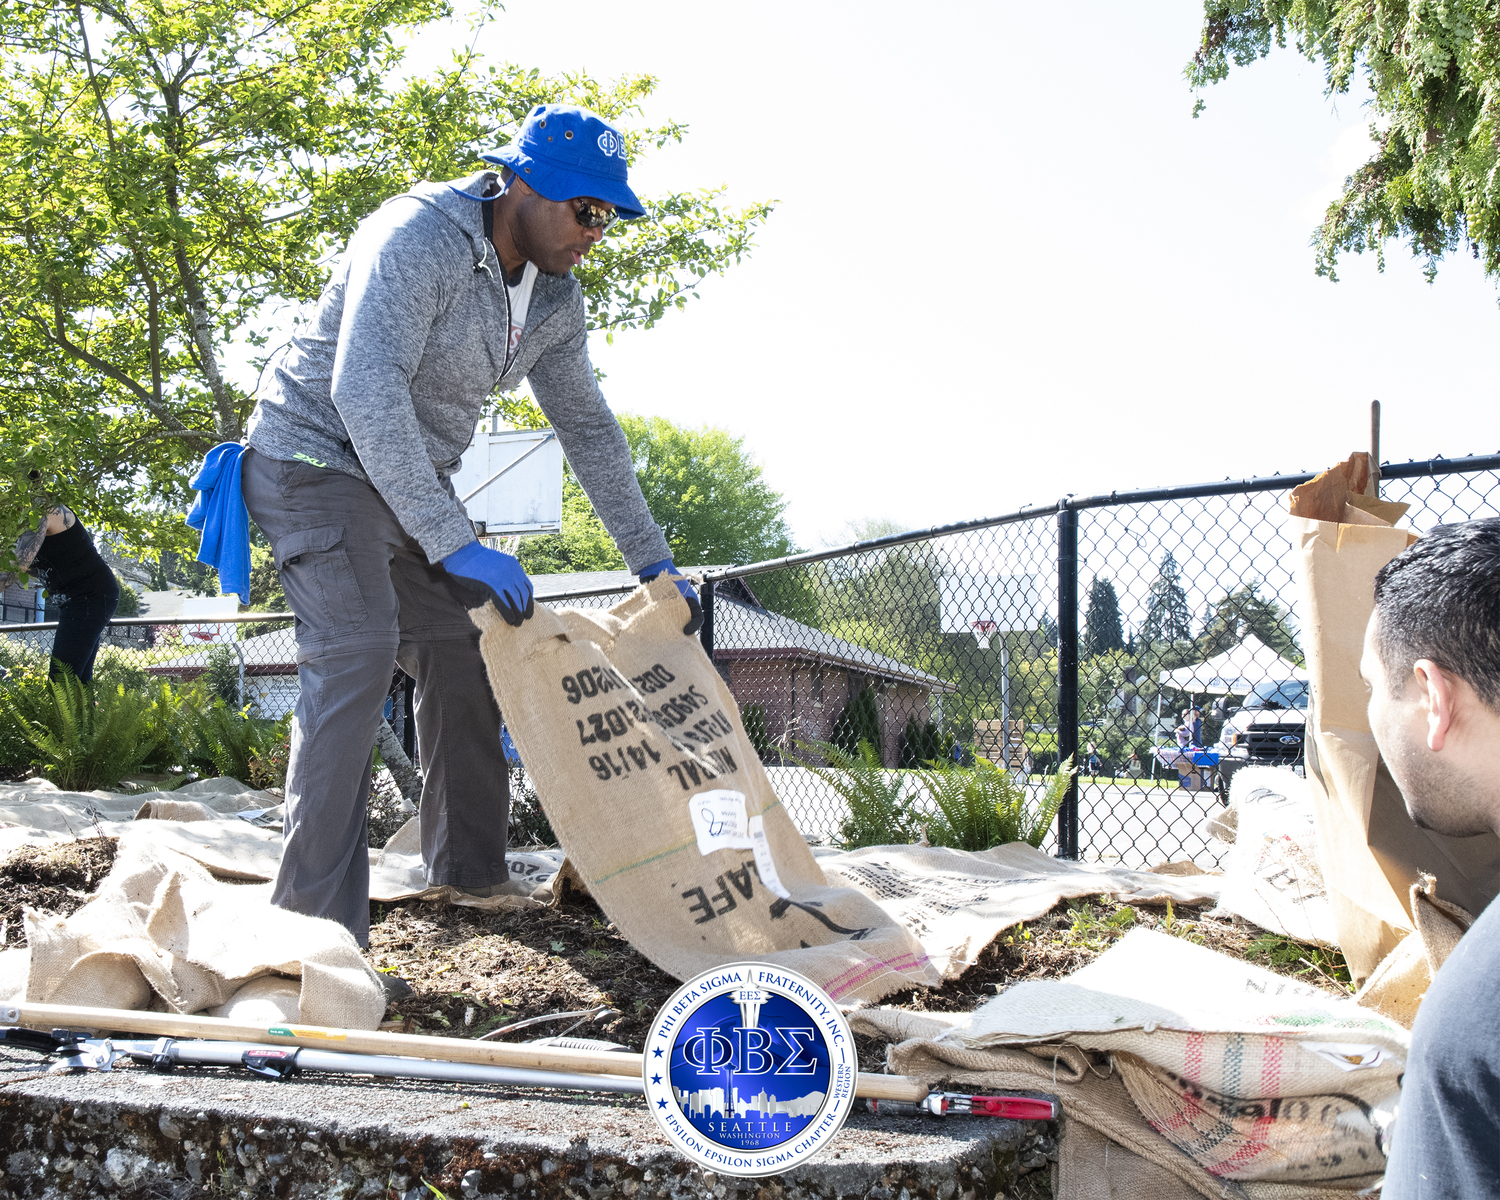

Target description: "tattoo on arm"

left=13, top=525, right=48, bottom=573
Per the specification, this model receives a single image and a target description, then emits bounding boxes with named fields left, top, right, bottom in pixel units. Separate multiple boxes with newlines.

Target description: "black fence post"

left=699, top=577, right=716, bottom=661
left=1056, top=501, right=1080, bottom=859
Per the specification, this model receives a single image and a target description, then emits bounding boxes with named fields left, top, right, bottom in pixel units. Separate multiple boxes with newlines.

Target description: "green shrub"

left=0, top=637, right=48, bottom=679
left=93, top=646, right=149, bottom=692
left=792, top=738, right=922, bottom=849
left=202, top=644, right=242, bottom=707
left=248, top=713, right=292, bottom=790
left=918, top=754, right=1076, bottom=851
left=898, top=717, right=955, bottom=767
left=185, top=698, right=277, bottom=782
left=742, top=702, right=775, bottom=762
left=137, top=681, right=191, bottom=773
left=508, top=768, right=557, bottom=847
left=831, top=686, right=882, bottom=761
left=0, top=669, right=53, bottom=773
left=112, top=578, right=140, bottom=617
left=0, top=675, right=165, bottom=791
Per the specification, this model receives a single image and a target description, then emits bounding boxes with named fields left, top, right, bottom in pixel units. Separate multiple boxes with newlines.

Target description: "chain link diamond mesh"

left=4, top=457, right=1497, bottom=867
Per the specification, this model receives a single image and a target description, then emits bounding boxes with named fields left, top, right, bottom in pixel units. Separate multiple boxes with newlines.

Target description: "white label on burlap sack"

left=1299, top=1042, right=1388, bottom=1071
left=688, top=790, right=791, bottom=900
left=689, top=789, right=751, bottom=854
left=748, top=814, right=790, bottom=900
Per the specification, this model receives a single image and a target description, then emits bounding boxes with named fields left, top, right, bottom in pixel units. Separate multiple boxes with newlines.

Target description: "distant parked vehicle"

left=1213, top=679, right=1308, bottom=799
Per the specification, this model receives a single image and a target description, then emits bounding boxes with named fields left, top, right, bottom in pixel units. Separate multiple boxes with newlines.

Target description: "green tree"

left=0, top=0, right=772, bottom=576
left=1188, top=1, right=1500, bottom=286
left=1197, top=581, right=1302, bottom=663
left=1139, top=552, right=1193, bottom=646
left=518, top=414, right=794, bottom=574
left=112, top=577, right=139, bottom=617
left=1082, top=576, right=1125, bottom=658
left=831, top=686, right=883, bottom=762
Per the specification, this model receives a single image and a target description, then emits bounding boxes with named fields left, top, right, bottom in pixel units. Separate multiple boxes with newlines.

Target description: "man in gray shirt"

left=1361, top=518, right=1500, bottom=1196
left=243, top=103, right=698, bottom=948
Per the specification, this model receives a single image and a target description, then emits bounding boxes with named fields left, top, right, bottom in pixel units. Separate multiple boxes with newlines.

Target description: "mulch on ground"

left=0, top=837, right=1352, bottom=1076
left=0, top=836, right=117, bottom=949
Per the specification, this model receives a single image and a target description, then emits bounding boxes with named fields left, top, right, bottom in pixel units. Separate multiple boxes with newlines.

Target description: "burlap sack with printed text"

left=947, top=929, right=1407, bottom=1189
left=471, top=579, right=938, bottom=1003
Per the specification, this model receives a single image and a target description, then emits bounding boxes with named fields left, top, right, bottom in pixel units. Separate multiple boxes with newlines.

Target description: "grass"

left=1244, top=930, right=1354, bottom=992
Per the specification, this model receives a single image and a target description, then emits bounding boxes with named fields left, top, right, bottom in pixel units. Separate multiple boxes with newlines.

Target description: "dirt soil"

left=0, top=839, right=1353, bottom=1076
left=0, top=836, right=117, bottom=949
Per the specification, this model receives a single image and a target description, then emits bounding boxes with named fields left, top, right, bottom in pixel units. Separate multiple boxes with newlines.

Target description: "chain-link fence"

left=4, top=454, right=1497, bottom=867
left=702, top=454, right=1500, bottom=869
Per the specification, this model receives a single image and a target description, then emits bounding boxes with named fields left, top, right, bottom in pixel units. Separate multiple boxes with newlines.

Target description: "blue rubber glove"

left=639, top=558, right=703, bottom=636
left=442, top=541, right=535, bottom=627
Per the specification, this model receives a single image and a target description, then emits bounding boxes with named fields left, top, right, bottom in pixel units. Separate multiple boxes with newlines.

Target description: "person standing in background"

left=0, top=504, right=120, bottom=683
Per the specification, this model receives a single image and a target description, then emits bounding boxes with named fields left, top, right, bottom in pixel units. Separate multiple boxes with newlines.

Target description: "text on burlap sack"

left=561, top=663, right=742, bottom=787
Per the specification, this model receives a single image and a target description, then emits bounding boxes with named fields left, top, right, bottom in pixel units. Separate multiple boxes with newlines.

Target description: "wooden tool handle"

left=0, top=1002, right=641, bottom=1078
left=0, top=1001, right=929, bottom=1102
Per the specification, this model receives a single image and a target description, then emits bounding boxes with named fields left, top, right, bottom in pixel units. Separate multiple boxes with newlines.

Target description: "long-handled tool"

left=0, top=1001, right=926, bottom=1101
left=864, top=1093, right=1058, bottom=1120
left=0, top=1028, right=1059, bottom=1121
left=0, top=1028, right=645, bottom=1095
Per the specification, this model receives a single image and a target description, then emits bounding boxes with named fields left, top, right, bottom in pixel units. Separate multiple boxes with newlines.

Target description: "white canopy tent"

left=1158, top=634, right=1307, bottom=694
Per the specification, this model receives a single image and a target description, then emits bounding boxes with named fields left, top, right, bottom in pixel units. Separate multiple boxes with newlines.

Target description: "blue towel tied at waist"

left=186, top=443, right=251, bottom=605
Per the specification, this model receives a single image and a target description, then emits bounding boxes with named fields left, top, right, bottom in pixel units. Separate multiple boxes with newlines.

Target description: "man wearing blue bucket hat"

left=235, top=103, right=699, bottom=951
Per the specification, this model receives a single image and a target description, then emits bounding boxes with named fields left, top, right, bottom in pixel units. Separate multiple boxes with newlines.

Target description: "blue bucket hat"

left=481, top=104, right=645, bottom=220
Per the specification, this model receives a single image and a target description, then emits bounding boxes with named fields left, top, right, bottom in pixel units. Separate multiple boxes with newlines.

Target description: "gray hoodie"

left=246, top=173, right=671, bottom=571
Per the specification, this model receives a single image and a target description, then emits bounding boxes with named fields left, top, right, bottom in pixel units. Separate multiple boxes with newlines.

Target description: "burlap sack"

left=18, top=832, right=385, bottom=1028
left=1355, top=874, right=1474, bottom=1028
left=0, top=775, right=277, bottom=857
left=1288, top=454, right=1500, bottom=980
left=849, top=1010, right=1219, bottom=1200
left=817, top=842, right=1221, bottom=978
left=134, top=798, right=219, bottom=822
left=1210, top=767, right=1337, bottom=947
left=943, top=929, right=1406, bottom=1188
left=471, top=579, right=938, bottom=1003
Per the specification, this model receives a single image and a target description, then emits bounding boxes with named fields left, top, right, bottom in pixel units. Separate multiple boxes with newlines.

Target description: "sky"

left=398, top=0, right=1500, bottom=551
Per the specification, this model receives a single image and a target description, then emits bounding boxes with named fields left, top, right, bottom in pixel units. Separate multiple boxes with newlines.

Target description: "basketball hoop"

left=971, top=619, right=999, bottom=650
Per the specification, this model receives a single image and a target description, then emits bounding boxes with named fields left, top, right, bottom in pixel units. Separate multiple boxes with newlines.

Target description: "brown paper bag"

left=470, top=579, right=938, bottom=1003
left=1289, top=453, right=1500, bottom=981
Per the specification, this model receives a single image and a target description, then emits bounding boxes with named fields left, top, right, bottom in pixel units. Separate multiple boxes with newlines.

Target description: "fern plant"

left=791, top=738, right=923, bottom=849
left=0, top=675, right=161, bottom=791
left=185, top=698, right=278, bottom=782
left=916, top=753, right=1075, bottom=851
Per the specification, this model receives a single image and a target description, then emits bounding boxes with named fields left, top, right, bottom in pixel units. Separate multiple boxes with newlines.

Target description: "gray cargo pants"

left=241, top=449, right=509, bottom=945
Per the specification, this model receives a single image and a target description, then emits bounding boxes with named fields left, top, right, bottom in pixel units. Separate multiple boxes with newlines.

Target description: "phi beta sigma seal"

left=643, top=963, right=856, bottom=1176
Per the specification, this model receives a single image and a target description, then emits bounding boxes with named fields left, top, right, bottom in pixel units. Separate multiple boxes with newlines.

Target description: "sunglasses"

left=574, top=199, right=619, bottom=232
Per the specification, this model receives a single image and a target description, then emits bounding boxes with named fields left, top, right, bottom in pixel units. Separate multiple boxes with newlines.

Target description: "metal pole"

left=1056, top=501, right=1079, bottom=859
left=699, top=577, right=715, bottom=660
left=1371, top=400, right=1382, bottom=498
left=1000, top=639, right=1010, bottom=768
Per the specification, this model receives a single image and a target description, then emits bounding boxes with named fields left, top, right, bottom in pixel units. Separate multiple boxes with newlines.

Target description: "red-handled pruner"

left=864, top=1092, right=1058, bottom=1120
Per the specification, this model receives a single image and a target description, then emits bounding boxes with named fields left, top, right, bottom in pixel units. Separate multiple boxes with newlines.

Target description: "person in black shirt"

left=1360, top=518, right=1500, bottom=1197
left=1, top=506, right=119, bottom=683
